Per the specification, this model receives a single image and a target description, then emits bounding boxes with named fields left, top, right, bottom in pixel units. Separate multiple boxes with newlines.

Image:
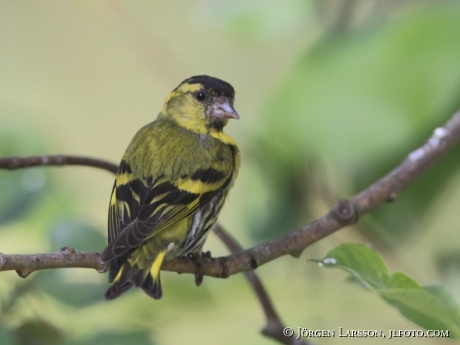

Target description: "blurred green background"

left=1, top=1, right=460, bottom=344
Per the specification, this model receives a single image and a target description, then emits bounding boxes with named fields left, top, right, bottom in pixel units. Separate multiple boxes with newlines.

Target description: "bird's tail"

left=105, top=250, right=166, bottom=300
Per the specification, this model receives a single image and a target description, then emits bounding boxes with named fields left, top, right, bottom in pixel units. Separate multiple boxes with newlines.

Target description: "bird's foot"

left=188, top=251, right=213, bottom=286
left=202, top=250, right=213, bottom=260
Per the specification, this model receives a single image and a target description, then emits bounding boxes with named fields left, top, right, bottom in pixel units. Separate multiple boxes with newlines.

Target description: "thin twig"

left=213, top=224, right=310, bottom=345
left=0, top=155, right=118, bottom=174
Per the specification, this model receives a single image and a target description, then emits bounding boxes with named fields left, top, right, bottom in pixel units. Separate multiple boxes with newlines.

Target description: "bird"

left=100, top=75, right=240, bottom=300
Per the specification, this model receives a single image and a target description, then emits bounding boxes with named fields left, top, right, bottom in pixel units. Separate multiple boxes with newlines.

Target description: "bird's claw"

left=188, top=251, right=213, bottom=286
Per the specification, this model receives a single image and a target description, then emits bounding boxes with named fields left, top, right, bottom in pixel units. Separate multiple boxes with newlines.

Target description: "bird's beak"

left=208, top=96, right=240, bottom=119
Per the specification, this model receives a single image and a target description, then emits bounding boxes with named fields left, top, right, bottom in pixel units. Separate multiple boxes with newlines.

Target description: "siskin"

left=101, top=75, right=240, bottom=300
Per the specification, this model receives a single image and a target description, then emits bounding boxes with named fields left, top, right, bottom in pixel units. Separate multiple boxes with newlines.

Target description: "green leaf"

left=387, top=271, right=420, bottom=289
left=380, top=289, right=460, bottom=336
left=312, top=243, right=460, bottom=337
left=424, top=283, right=460, bottom=316
left=310, top=242, right=390, bottom=289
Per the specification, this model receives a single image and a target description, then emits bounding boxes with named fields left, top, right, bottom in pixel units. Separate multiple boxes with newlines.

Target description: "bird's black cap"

left=181, top=75, right=235, bottom=98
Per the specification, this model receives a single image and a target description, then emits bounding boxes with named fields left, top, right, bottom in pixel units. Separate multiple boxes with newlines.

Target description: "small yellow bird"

left=101, top=75, right=240, bottom=300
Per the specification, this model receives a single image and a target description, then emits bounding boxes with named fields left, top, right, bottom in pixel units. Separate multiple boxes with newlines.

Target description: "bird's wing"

left=102, top=165, right=232, bottom=262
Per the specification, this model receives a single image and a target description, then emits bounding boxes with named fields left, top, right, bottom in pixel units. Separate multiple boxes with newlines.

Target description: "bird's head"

left=162, top=75, right=239, bottom=134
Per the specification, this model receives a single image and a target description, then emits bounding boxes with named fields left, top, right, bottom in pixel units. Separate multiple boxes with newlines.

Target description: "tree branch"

left=1, top=110, right=460, bottom=280
left=0, top=246, right=107, bottom=278
left=0, top=155, right=118, bottom=174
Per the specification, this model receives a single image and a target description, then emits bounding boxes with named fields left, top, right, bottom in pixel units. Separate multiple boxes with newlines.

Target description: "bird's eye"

left=195, top=91, right=207, bottom=101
